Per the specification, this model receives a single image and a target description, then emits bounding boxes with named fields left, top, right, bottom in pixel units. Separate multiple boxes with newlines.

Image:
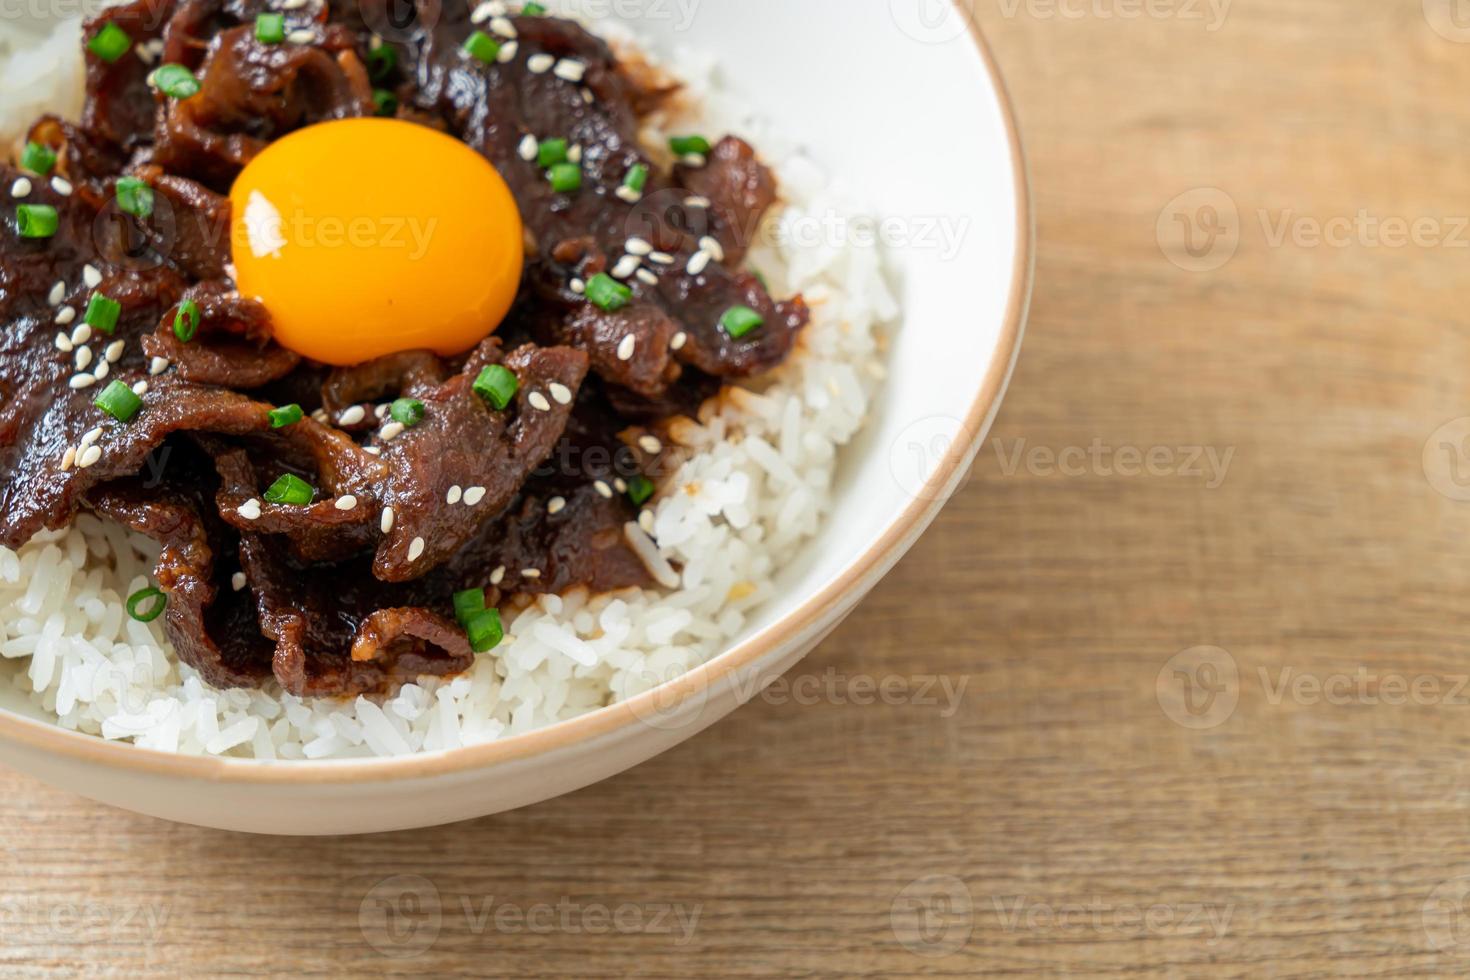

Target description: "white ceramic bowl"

left=0, top=0, right=1030, bottom=834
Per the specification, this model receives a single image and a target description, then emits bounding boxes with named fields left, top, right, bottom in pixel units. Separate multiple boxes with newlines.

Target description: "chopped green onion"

left=149, top=64, right=201, bottom=100
left=173, top=298, right=200, bottom=342
left=547, top=162, right=581, bottom=193
left=84, top=293, right=122, bottom=334
left=15, top=204, right=58, bottom=239
left=367, top=44, right=397, bottom=82
left=453, top=588, right=486, bottom=627
left=268, top=404, right=304, bottom=428
left=255, top=12, right=285, bottom=43
left=463, top=30, right=501, bottom=64
left=126, top=587, right=166, bottom=622
left=537, top=137, right=568, bottom=168
left=263, top=473, right=314, bottom=506
left=473, top=364, right=518, bottom=410
left=623, top=163, right=649, bottom=192
left=19, top=142, right=56, bottom=176
left=87, top=23, right=132, bottom=63
left=94, top=379, right=143, bottom=422
left=466, top=607, right=503, bottom=652
left=523, top=2, right=547, bottom=13
left=115, top=176, right=154, bottom=218
left=585, top=272, right=631, bottom=312
left=720, top=304, right=763, bottom=339
left=627, top=474, right=654, bottom=506
left=390, top=397, right=425, bottom=427
left=669, top=135, right=711, bottom=157
left=372, top=89, right=397, bottom=116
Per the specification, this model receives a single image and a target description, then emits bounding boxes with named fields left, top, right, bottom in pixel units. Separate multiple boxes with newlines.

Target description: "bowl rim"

left=0, top=7, right=1033, bottom=785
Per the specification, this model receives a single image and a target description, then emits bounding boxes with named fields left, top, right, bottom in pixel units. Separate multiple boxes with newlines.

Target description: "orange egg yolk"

left=229, top=118, right=524, bottom=367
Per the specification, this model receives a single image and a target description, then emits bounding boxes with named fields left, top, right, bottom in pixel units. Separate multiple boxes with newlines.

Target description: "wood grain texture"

left=7, top=1, right=1470, bottom=975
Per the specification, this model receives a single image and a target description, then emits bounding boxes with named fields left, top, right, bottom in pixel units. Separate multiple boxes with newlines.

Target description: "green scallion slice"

left=523, top=2, right=547, bottom=13
left=367, top=44, right=397, bottom=82
left=623, top=163, right=649, bottom=192
left=173, top=298, right=200, bottom=342
left=627, top=474, right=654, bottom=506
left=255, top=12, right=285, bottom=43
left=87, top=23, right=132, bottom=63
left=669, top=135, right=711, bottom=157
left=149, top=64, right=201, bottom=100
left=585, top=272, right=630, bottom=312
left=84, top=293, right=122, bottom=334
left=372, top=89, right=397, bottom=116
left=548, top=162, right=581, bottom=193
left=389, top=398, right=425, bottom=427
left=268, top=404, right=304, bottom=429
left=453, top=588, right=486, bottom=627
left=126, top=586, right=166, bottom=622
left=115, top=176, right=154, bottom=218
left=463, top=30, right=501, bottom=64
left=473, top=364, right=518, bottom=410
left=263, top=473, right=314, bottom=506
left=94, top=379, right=143, bottom=422
left=720, top=304, right=763, bottom=339
left=537, top=137, right=568, bottom=168
left=19, top=142, right=56, bottom=176
left=15, top=204, right=58, bottom=239
left=466, top=607, right=503, bottom=652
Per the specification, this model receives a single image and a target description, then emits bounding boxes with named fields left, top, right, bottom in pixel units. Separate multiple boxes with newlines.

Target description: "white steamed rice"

left=0, top=15, right=896, bottom=758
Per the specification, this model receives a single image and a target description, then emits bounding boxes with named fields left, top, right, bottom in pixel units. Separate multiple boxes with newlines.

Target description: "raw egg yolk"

left=229, top=118, right=524, bottom=367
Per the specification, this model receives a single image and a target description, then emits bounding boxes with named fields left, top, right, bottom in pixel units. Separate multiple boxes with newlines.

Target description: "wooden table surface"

left=9, top=1, right=1470, bottom=975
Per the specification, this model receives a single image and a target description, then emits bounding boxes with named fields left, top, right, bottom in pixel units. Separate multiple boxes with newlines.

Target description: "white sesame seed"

left=335, top=495, right=357, bottom=511
left=149, top=356, right=169, bottom=376
left=70, top=323, right=91, bottom=345
left=374, top=403, right=390, bottom=420
left=568, top=144, right=582, bottom=164
left=380, top=507, right=394, bottom=533
left=94, top=360, right=109, bottom=380
left=614, top=186, right=641, bottom=204
left=68, top=373, right=96, bottom=390
left=518, top=134, right=539, bottom=161
left=10, top=178, right=31, bottom=198
left=625, top=237, right=652, bottom=256
left=527, top=53, right=554, bottom=73
left=497, top=40, right=518, bottom=62
left=686, top=251, right=711, bottom=276
left=639, top=509, right=655, bottom=534
left=363, top=446, right=382, bottom=456
left=286, top=28, right=316, bottom=43
left=54, top=306, right=75, bottom=325
left=470, top=1, right=495, bottom=22
left=490, top=565, right=505, bottom=586
left=50, top=177, right=72, bottom=197
left=547, top=496, right=566, bottom=515
left=569, top=278, right=585, bottom=294
left=238, top=498, right=261, bottom=521
left=54, top=332, right=72, bottom=353
left=613, top=477, right=627, bottom=493
left=104, top=339, right=124, bottom=363
left=131, top=381, right=147, bottom=396
left=74, top=347, right=93, bottom=371
left=594, top=480, right=613, bottom=499
left=80, top=426, right=102, bottom=447
left=311, top=409, right=327, bottom=423
left=553, top=58, right=585, bottom=82
left=699, top=236, right=725, bottom=261
left=408, top=537, right=426, bottom=561
left=648, top=251, right=674, bottom=265
left=682, top=153, right=708, bottom=168
left=617, top=334, right=636, bottom=361
left=338, top=405, right=366, bottom=426
left=635, top=268, right=659, bottom=287
left=83, top=265, right=101, bottom=288
left=446, top=485, right=462, bottom=505
left=223, top=262, right=237, bottom=281
left=464, top=486, right=486, bottom=506
left=520, top=568, right=541, bottom=579
left=581, top=88, right=594, bottom=105
left=528, top=391, right=551, bottom=411
left=611, top=254, right=641, bottom=279
left=671, top=331, right=687, bottom=351
left=638, top=435, right=662, bottom=454
left=48, top=281, right=65, bottom=306
left=380, top=421, right=405, bottom=441
left=684, top=195, right=711, bottom=208
left=77, top=445, right=102, bottom=469
left=134, top=43, right=155, bottom=64
left=60, top=446, right=76, bottom=471
left=489, top=15, right=516, bottom=36
left=231, top=572, right=247, bottom=591
left=548, top=382, right=573, bottom=405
